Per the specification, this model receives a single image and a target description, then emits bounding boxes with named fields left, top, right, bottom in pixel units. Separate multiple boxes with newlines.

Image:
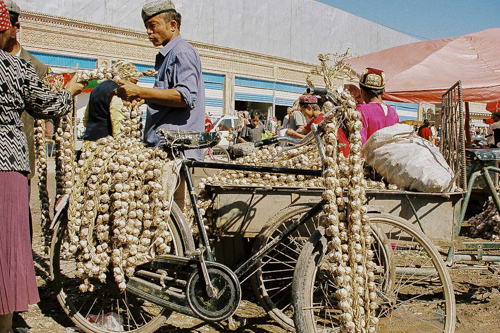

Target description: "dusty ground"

left=12, top=156, right=500, bottom=332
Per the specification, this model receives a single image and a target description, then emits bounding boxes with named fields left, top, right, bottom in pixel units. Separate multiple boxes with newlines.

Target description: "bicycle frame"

left=179, top=132, right=325, bottom=279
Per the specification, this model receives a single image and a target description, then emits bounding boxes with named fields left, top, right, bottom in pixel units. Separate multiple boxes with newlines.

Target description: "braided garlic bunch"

left=319, top=88, right=378, bottom=333
left=63, top=136, right=177, bottom=292
left=120, top=101, right=144, bottom=140
left=76, top=60, right=153, bottom=84
left=54, top=115, right=77, bottom=201
left=34, top=74, right=72, bottom=252
left=34, top=119, right=52, bottom=251
left=468, top=197, right=500, bottom=241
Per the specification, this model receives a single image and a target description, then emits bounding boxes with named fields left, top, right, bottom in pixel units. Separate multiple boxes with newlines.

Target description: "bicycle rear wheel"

left=50, top=202, right=187, bottom=333
left=292, top=213, right=455, bottom=333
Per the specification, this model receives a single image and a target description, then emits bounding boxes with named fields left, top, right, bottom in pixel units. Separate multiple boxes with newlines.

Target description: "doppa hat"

left=299, top=95, right=318, bottom=104
left=142, top=0, right=175, bottom=22
left=0, top=1, right=12, bottom=31
left=3, top=0, right=19, bottom=15
left=359, top=67, right=386, bottom=90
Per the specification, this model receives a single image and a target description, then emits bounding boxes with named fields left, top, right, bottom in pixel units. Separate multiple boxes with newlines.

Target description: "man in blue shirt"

left=112, top=0, right=205, bottom=160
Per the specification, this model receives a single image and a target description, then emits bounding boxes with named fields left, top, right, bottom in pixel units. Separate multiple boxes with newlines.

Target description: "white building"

left=17, top=0, right=420, bottom=120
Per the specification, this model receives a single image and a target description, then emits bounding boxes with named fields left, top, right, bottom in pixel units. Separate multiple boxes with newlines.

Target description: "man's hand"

left=109, top=79, right=143, bottom=101
left=65, top=74, right=86, bottom=96
left=286, top=128, right=305, bottom=139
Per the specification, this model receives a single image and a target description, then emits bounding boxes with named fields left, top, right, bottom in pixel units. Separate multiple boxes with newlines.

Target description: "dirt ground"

left=13, top=157, right=500, bottom=332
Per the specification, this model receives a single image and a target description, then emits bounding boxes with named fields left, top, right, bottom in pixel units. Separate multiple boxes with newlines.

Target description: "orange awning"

left=347, top=28, right=500, bottom=103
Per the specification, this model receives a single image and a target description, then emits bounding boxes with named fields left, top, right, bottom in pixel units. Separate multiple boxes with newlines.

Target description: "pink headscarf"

left=0, top=1, right=11, bottom=31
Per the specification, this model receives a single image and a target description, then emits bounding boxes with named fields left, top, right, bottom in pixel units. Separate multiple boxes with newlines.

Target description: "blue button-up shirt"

left=144, top=35, right=205, bottom=160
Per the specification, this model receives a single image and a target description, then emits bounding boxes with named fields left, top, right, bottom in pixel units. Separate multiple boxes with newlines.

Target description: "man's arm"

left=286, top=127, right=307, bottom=139
left=111, top=80, right=186, bottom=107
left=238, top=127, right=248, bottom=143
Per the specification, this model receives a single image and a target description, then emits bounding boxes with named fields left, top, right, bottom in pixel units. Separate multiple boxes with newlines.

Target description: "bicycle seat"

left=158, top=129, right=221, bottom=150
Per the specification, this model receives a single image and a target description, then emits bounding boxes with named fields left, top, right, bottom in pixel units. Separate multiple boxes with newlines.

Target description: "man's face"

left=2, top=21, right=19, bottom=51
left=0, top=29, right=10, bottom=50
left=145, top=14, right=176, bottom=47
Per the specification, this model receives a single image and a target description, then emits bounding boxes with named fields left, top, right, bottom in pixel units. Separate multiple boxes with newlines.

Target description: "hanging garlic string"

left=34, top=118, right=52, bottom=253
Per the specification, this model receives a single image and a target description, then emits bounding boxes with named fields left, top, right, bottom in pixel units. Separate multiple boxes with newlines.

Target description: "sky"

left=317, top=0, right=499, bottom=40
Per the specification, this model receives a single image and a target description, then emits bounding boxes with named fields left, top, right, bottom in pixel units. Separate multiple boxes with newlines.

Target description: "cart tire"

left=203, top=146, right=231, bottom=176
left=292, top=213, right=456, bottom=333
left=251, top=203, right=322, bottom=331
left=50, top=202, right=187, bottom=333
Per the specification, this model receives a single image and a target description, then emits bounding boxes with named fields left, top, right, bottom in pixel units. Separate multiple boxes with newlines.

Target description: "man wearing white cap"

left=112, top=0, right=205, bottom=161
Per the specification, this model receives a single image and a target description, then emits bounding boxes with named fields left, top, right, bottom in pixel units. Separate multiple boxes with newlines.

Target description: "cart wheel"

left=251, top=204, right=322, bottom=331
left=50, top=202, right=187, bottom=333
left=203, top=146, right=231, bottom=177
left=292, top=213, right=456, bottom=333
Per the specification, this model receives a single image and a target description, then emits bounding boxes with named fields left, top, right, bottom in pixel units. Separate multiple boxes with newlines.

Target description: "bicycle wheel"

left=292, top=213, right=456, bottom=333
left=50, top=202, right=187, bottom=333
left=203, top=146, right=231, bottom=176
left=251, top=204, right=322, bottom=331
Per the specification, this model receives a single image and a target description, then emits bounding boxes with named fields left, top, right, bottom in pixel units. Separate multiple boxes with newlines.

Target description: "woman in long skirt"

left=0, top=2, right=84, bottom=331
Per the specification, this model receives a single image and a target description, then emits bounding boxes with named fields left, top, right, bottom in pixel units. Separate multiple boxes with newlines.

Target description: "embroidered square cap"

left=359, top=67, right=386, bottom=89
left=299, top=95, right=318, bottom=104
left=3, top=0, right=19, bottom=15
left=0, top=1, right=12, bottom=31
left=142, top=0, right=175, bottom=22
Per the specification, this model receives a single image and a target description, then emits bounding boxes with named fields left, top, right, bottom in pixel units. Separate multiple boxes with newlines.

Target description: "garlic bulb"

left=468, top=197, right=500, bottom=241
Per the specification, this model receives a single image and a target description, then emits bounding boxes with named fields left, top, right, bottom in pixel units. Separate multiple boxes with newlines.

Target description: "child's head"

left=250, top=111, right=260, bottom=127
left=229, top=127, right=234, bottom=134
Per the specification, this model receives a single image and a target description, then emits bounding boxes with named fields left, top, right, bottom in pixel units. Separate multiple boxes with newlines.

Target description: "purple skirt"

left=0, top=171, right=39, bottom=315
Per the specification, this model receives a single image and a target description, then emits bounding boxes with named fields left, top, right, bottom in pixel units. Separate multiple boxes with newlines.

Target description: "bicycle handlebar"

left=306, top=87, right=328, bottom=96
left=254, top=137, right=279, bottom=147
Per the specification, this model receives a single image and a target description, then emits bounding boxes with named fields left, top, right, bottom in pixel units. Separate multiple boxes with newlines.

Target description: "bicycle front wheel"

left=292, top=213, right=455, bottom=333
left=50, top=202, right=187, bottom=333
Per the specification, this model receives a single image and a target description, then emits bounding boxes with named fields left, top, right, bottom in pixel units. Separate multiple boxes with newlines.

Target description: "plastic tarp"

left=347, top=28, right=500, bottom=103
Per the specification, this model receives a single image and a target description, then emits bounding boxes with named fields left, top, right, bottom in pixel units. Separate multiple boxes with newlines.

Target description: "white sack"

left=362, top=124, right=454, bottom=193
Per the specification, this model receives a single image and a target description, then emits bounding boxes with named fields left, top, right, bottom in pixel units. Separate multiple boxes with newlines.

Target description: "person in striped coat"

left=0, top=2, right=85, bottom=331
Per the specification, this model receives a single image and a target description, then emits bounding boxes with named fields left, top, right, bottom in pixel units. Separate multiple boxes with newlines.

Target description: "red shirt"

left=303, top=113, right=325, bottom=133
left=418, top=127, right=432, bottom=140
left=303, top=113, right=349, bottom=157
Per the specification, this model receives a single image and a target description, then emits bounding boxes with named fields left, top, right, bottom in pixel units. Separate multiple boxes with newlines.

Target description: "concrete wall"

left=16, top=0, right=419, bottom=64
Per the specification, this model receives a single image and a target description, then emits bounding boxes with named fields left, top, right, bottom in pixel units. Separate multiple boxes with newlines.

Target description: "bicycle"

left=49, top=88, right=455, bottom=333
